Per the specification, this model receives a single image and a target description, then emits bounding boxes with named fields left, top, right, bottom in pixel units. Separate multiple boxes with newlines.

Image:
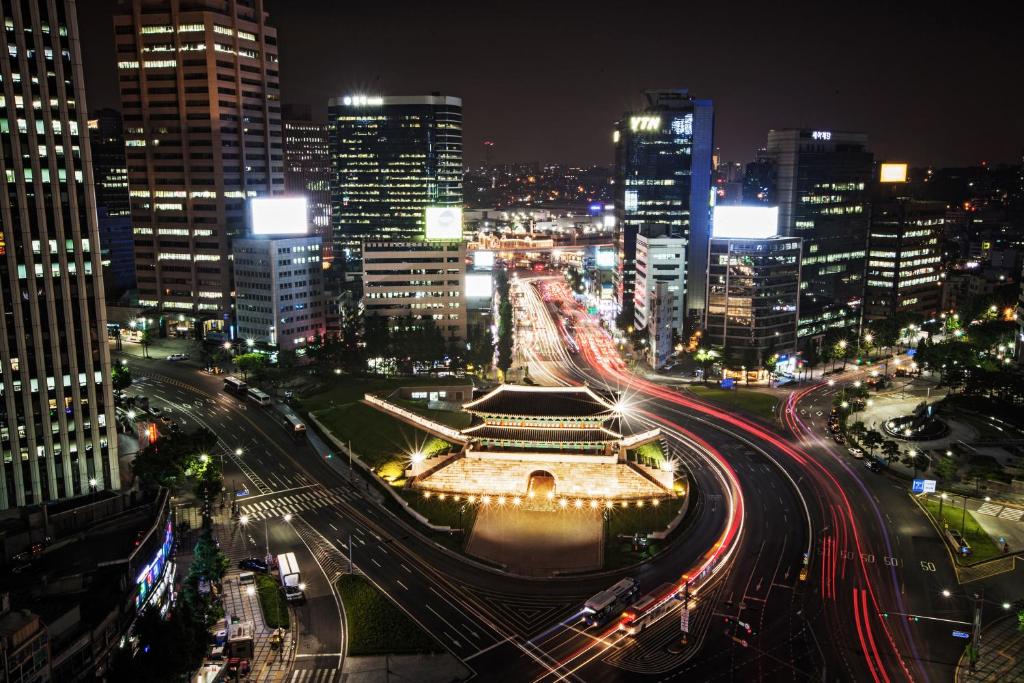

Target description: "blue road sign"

left=952, top=630, right=970, bottom=639
left=912, top=480, right=925, bottom=493
left=906, top=348, right=917, bottom=357
left=720, top=378, right=736, bottom=389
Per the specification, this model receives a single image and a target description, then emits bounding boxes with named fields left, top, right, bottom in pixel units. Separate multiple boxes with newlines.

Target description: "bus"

left=621, top=582, right=679, bottom=635
left=247, top=388, right=271, bottom=407
left=284, top=414, right=306, bottom=438
left=223, top=376, right=248, bottom=397
left=276, top=552, right=305, bottom=603
left=583, top=577, right=638, bottom=627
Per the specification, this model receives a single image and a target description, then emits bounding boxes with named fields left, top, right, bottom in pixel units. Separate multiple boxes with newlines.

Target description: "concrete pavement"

left=955, top=613, right=1024, bottom=683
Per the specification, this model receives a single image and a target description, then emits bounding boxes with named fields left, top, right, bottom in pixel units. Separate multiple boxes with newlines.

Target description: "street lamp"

left=941, top=587, right=1012, bottom=670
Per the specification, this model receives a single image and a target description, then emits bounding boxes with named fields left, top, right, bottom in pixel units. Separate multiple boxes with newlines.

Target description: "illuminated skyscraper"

left=762, top=129, right=873, bottom=341
left=0, top=0, right=119, bottom=509
left=114, top=0, right=283, bottom=328
left=283, top=104, right=332, bottom=265
left=327, top=94, right=463, bottom=265
left=88, top=108, right=136, bottom=300
left=613, top=90, right=714, bottom=333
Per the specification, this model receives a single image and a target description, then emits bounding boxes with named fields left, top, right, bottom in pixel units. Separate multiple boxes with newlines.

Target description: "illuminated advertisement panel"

left=135, top=517, right=174, bottom=612
left=879, top=163, right=908, bottom=183
left=250, top=196, right=309, bottom=235
left=595, top=249, right=615, bottom=269
left=711, top=206, right=779, bottom=239
left=473, top=250, right=495, bottom=269
left=424, top=207, right=463, bottom=240
left=465, top=273, right=493, bottom=299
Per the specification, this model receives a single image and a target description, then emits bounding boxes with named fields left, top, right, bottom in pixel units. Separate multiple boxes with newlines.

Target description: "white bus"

left=621, top=582, right=679, bottom=635
left=583, top=577, right=638, bottom=627
left=276, top=552, right=305, bottom=603
left=284, top=414, right=306, bottom=438
left=248, top=388, right=271, bottom=406
left=223, top=376, right=248, bottom=397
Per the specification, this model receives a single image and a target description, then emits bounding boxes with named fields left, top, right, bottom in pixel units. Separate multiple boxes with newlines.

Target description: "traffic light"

left=881, top=612, right=889, bottom=618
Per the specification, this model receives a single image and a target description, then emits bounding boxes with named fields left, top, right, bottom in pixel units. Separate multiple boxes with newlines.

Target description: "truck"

left=276, top=552, right=305, bottom=603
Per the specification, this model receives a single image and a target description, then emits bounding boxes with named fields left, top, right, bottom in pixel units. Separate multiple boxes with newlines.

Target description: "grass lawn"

left=604, top=496, right=686, bottom=569
left=921, top=497, right=1004, bottom=563
left=313, top=401, right=451, bottom=472
left=400, top=491, right=479, bottom=552
left=686, top=385, right=779, bottom=423
left=299, top=376, right=464, bottom=414
left=393, top=398, right=473, bottom=429
left=337, top=575, right=442, bottom=656
left=255, top=573, right=289, bottom=629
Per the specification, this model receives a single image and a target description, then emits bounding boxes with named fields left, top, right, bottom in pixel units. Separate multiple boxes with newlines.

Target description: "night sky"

left=80, top=1, right=1023, bottom=167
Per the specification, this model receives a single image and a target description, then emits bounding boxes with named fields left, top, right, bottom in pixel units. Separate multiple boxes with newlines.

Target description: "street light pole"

left=970, top=589, right=984, bottom=670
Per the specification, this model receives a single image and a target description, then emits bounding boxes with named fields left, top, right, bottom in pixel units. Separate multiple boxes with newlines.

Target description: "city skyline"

left=78, top=0, right=1023, bottom=167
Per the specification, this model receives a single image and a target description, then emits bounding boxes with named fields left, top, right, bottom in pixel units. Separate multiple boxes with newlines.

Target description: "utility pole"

left=970, top=590, right=983, bottom=670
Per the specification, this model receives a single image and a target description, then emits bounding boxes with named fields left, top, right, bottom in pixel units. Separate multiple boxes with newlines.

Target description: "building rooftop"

left=463, top=384, right=616, bottom=418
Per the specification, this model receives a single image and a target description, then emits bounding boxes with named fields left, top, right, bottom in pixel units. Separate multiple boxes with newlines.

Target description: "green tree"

left=694, top=348, right=718, bottom=383
left=861, top=429, right=883, bottom=456
left=848, top=421, right=867, bottom=442
left=881, top=440, right=901, bottom=465
left=139, top=329, right=152, bottom=358
left=111, top=364, right=132, bottom=390
left=190, top=530, right=229, bottom=584
left=495, top=268, right=514, bottom=376
left=935, top=454, right=959, bottom=481
left=233, top=352, right=267, bottom=381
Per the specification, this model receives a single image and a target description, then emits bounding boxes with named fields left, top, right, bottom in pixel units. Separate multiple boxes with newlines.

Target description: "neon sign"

left=811, top=131, right=832, bottom=141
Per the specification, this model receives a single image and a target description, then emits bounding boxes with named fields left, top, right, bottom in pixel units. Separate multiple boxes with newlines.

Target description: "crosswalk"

left=975, top=502, right=1024, bottom=521
left=239, top=486, right=353, bottom=521
left=288, top=667, right=341, bottom=682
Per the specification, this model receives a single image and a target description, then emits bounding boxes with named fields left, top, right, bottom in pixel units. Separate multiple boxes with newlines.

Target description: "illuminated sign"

left=911, top=479, right=936, bottom=494
left=630, top=116, right=661, bottom=132
left=879, top=163, right=908, bottom=183
left=712, top=206, right=779, bottom=239
left=595, top=249, right=615, bottom=269
left=624, top=190, right=638, bottom=212
left=811, top=130, right=832, bottom=141
left=136, top=517, right=174, bottom=611
left=473, top=250, right=495, bottom=269
left=250, top=196, right=308, bottom=235
left=424, top=207, right=463, bottom=240
left=671, top=114, right=693, bottom=136
left=0, top=230, right=5, bottom=255
left=342, top=94, right=383, bottom=106
left=465, top=273, right=493, bottom=299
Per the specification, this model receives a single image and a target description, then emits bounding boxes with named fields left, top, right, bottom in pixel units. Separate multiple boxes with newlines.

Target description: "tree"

left=934, top=454, right=958, bottom=481
left=495, top=267, right=514, bottom=377
left=111, top=364, right=132, bottom=390
left=694, top=348, right=718, bottom=383
left=881, top=440, right=901, bottom=465
left=233, top=352, right=267, bottom=381
left=139, top=329, right=152, bottom=358
left=131, top=428, right=218, bottom=491
left=861, top=429, right=883, bottom=457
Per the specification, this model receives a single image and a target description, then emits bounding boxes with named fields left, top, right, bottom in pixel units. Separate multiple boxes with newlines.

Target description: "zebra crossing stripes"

left=289, top=668, right=341, bottom=682
left=240, top=487, right=350, bottom=521
left=998, top=506, right=1024, bottom=521
left=976, top=502, right=1004, bottom=517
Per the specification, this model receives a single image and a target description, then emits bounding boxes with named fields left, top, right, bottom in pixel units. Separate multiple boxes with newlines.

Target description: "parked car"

left=848, top=447, right=865, bottom=459
left=167, top=353, right=190, bottom=361
left=865, top=458, right=883, bottom=473
left=238, top=557, right=269, bottom=572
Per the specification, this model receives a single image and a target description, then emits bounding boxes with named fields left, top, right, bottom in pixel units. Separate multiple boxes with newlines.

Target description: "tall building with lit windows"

left=0, top=0, right=119, bottom=509
left=613, top=89, right=714, bottom=333
left=282, top=104, right=332, bottom=265
left=113, top=0, right=283, bottom=330
left=327, top=94, right=463, bottom=266
left=763, top=129, right=872, bottom=343
left=88, top=108, right=136, bottom=300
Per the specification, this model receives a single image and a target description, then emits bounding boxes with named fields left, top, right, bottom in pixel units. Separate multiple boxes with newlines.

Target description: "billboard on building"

left=250, top=196, right=308, bottom=235
left=879, top=163, right=908, bottom=183
left=711, top=206, right=779, bottom=239
left=595, top=249, right=615, bottom=269
left=473, top=250, right=495, bottom=269
left=425, top=207, right=463, bottom=240
left=465, top=273, right=493, bottom=299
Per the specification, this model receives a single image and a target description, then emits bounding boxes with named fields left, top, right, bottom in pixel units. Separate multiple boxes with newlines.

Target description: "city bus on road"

left=284, top=414, right=305, bottom=438
left=620, top=582, right=679, bottom=635
left=223, top=376, right=248, bottom=397
left=247, top=388, right=271, bottom=406
left=583, top=578, right=638, bottom=627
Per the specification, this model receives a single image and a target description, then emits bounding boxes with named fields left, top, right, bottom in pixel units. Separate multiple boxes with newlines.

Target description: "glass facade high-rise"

left=283, top=104, right=332, bottom=265
left=0, top=0, right=119, bottom=509
left=763, top=129, right=873, bottom=342
left=327, top=94, right=463, bottom=265
left=613, top=89, right=714, bottom=333
left=88, top=108, right=136, bottom=301
left=114, top=0, right=283, bottom=327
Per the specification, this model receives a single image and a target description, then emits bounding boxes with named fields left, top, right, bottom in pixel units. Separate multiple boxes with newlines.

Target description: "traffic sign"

left=952, top=630, right=970, bottom=639
left=912, top=479, right=936, bottom=494
left=720, top=378, right=735, bottom=389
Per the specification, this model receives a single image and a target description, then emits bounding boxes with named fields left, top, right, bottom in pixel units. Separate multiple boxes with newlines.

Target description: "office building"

left=704, top=207, right=801, bottom=363
left=0, top=0, right=119, bottom=510
left=362, top=240, right=467, bottom=343
left=633, top=226, right=687, bottom=337
left=282, top=104, right=332, bottom=265
left=114, top=0, right=283, bottom=327
left=646, top=282, right=675, bottom=369
left=613, top=89, right=714, bottom=331
left=327, top=94, right=463, bottom=264
left=762, top=129, right=872, bottom=343
left=0, top=594, right=49, bottom=683
left=865, top=199, right=944, bottom=321
left=88, top=109, right=136, bottom=301
left=233, top=198, right=326, bottom=350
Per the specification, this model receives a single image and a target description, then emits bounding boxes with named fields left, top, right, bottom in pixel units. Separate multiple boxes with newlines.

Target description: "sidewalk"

left=955, top=614, right=1024, bottom=682
left=342, top=654, right=470, bottom=683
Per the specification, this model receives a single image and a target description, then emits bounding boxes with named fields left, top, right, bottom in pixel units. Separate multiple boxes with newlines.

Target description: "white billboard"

left=425, top=207, right=463, bottom=240
left=465, top=273, right=493, bottom=299
left=473, top=250, right=495, bottom=269
left=595, top=249, right=615, bottom=269
left=250, top=197, right=308, bottom=236
left=712, top=206, right=779, bottom=239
